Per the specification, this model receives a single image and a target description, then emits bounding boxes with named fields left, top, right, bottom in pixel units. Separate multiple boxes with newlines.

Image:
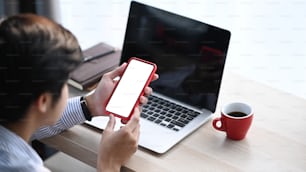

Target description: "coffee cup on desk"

left=212, top=102, right=253, bottom=140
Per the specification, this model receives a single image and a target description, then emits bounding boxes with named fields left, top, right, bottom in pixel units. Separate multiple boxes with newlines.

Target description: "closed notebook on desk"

left=68, top=43, right=121, bottom=90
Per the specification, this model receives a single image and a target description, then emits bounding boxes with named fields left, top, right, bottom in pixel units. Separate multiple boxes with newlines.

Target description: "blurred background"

left=1, top=0, right=305, bottom=100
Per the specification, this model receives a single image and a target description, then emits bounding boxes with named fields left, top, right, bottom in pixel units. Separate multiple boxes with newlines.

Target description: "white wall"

left=59, top=0, right=306, bottom=100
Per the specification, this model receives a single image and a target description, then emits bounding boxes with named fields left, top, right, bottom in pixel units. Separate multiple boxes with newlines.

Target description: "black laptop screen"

left=120, top=1, right=231, bottom=112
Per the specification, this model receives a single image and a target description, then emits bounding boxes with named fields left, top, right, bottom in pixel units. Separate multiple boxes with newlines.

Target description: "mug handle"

left=212, top=117, right=226, bottom=131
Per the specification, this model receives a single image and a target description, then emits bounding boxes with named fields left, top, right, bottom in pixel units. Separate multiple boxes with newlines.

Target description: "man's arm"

left=31, top=97, right=87, bottom=140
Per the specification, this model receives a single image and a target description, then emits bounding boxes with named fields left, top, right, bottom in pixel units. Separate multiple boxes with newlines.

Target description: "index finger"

left=125, top=107, right=140, bottom=131
left=151, top=74, right=159, bottom=82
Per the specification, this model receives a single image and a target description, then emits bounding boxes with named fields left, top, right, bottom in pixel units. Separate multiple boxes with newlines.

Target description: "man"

left=0, top=14, right=157, bottom=172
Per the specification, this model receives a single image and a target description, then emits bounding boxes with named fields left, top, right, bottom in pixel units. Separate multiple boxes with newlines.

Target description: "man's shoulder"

left=0, top=149, right=50, bottom=172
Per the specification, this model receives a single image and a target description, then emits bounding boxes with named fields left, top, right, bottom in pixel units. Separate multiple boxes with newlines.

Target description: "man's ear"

left=36, top=93, right=53, bottom=113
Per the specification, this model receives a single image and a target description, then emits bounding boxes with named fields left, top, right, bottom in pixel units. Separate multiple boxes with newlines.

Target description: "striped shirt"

left=0, top=96, right=87, bottom=172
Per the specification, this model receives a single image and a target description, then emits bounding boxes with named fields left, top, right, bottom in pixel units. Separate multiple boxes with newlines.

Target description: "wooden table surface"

left=41, top=71, right=306, bottom=172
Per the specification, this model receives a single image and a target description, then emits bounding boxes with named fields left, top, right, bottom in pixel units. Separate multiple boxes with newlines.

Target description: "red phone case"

left=104, top=57, right=157, bottom=121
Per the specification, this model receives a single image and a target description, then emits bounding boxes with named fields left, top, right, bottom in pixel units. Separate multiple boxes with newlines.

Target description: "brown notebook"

left=68, top=43, right=121, bottom=90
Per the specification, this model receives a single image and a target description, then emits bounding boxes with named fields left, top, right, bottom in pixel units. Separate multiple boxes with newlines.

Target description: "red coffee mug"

left=212, top=102, right=253, bottom=140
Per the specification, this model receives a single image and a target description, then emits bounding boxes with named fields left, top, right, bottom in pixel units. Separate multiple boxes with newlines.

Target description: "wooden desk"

left=41, top=71, right=306, bottom=171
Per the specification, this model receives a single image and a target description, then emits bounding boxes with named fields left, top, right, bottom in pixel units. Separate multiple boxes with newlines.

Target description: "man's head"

left=0, top=14, right=82, bottom=123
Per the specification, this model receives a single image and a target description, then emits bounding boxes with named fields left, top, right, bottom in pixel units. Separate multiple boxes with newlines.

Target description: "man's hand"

left=85, top=63, right=158, bottom=117
left=97, top=107, right=141, bottom=172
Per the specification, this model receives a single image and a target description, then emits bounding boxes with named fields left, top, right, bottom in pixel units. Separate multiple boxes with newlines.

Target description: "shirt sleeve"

left=31, top=96, right=87, bottom=140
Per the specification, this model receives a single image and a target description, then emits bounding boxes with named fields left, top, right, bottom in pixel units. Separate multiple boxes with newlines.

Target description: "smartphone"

left=105, top=57, right=157, bottom=121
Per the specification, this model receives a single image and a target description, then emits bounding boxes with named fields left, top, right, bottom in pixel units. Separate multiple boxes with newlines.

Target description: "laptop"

left=86, top=1, right=231, bottom=154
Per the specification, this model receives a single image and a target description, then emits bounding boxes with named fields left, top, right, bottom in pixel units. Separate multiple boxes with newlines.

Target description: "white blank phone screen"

left=106, top=60, right=154, bottom=118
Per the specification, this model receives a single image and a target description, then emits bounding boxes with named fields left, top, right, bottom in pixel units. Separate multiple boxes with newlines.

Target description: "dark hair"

left=0, top=14, right=82, bottom=123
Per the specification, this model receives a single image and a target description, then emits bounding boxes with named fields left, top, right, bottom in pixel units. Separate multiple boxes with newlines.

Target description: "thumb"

left=104, top=114, right=116, bottom=132
left=108, top=63, right=127, bottom=79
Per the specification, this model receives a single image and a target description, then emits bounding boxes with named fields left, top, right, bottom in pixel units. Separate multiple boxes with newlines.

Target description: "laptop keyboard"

left=141, top=95, right=201, bottom=131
